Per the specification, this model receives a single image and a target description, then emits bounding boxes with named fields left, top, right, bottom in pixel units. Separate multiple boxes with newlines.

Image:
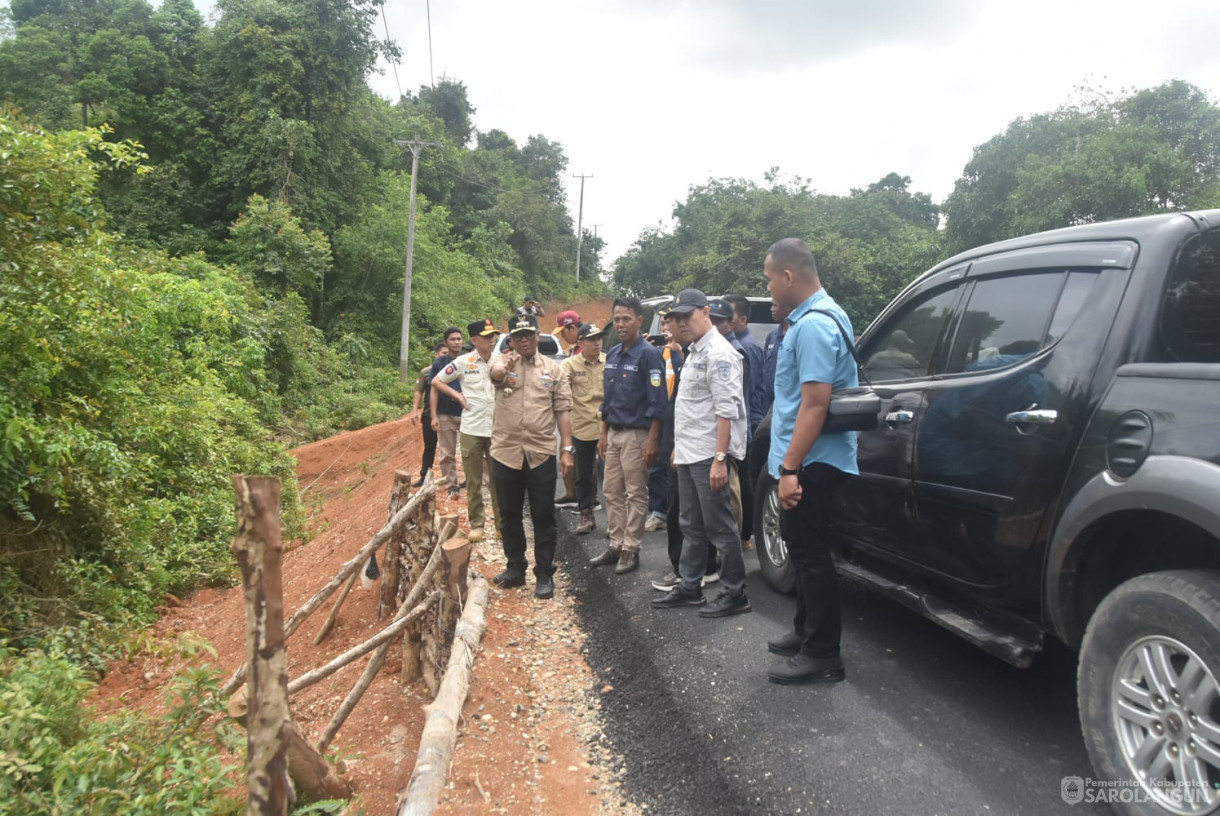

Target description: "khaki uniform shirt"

left=561, top=352, right=606, bottom=442
left=490, top=352, right=572, bottom=469
left=434, top=350, right=496, bottom=438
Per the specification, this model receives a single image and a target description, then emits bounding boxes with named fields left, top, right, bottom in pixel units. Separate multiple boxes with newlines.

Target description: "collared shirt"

left=561, top=352, right=605, bottom=441
left=674, top=329, right=746, bottom=464
left=735, top=327, right=766, bottom=432
left=430, top=354, right=464, bottom=416
left=758, top=326, right=784, bottom=418
left=489, top=352, right=572, bottom=470
left=434, top=350, right=496, bottom=438
left=601, top=336, right=666, bottom=429
left=769, top=289, right=859, bottom=478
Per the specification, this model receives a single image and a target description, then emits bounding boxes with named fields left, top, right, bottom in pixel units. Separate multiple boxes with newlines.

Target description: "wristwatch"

left=714, top=452, right=727, bottom=463
left=779, top=465, right=800, bottom=476
left=562, top=445, right=576, bottom=454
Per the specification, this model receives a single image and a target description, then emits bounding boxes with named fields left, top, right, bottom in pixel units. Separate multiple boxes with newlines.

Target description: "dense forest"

left=614, top=80, right=1220, bottom=332
left=2, top=1, right=1219, bottom=810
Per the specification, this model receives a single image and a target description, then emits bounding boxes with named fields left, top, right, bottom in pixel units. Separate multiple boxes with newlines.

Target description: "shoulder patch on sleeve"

left=649, top=369, right=662, bottom=388
left=443, top=363, right=456, bottom=376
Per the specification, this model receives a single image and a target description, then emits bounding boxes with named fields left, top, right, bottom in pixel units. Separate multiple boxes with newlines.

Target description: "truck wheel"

left=753, top=471, right=795, bottom=595
left=1078, top=570, right=1220, bottom=815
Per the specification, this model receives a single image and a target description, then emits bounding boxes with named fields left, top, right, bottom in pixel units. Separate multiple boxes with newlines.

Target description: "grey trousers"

left=677, top=458, right=745, bottom=593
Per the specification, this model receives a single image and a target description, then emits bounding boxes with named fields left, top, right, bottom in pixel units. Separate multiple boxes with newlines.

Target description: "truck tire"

left=1078, top=569, right=1220, bottom=815
left=753, top=471, right=795, bottom=595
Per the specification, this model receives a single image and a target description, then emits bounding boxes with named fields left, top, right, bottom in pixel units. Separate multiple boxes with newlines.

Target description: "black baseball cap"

left=509, top=314, right=539, bottom=335
left=668, top=288, right=709, bottom=315
left=467, top=318, right=500, bottom=338
left=708, top=299, right=733, bottom=321
left=578, top=322, right=607, bottom=341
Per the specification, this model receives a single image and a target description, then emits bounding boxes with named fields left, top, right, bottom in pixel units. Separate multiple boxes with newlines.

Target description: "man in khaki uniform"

left=432, top=318, right=502, bottom=542
left=561, top=322, right=607, bottom=535
left=488, top=314, right=575, bottom=599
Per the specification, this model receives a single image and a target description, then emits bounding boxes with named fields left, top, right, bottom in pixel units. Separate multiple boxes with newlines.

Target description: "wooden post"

left=378, top=470, right=413, bottom=621
left=441, top=536, right=471, bottom=633
left=221, top=481, right=436, bottom=697
left=232, top=476, right=292, bottom=816
left=397, top=577, right=491, bottom=816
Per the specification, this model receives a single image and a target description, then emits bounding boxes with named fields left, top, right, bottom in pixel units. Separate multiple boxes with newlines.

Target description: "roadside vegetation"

left=0, top=1, right=1218, bottom=812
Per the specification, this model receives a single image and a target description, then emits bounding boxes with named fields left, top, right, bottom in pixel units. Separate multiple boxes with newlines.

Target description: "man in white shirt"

left=432, top=318, right=502, bottom=542
left=652, top=289, right=751, bottom=617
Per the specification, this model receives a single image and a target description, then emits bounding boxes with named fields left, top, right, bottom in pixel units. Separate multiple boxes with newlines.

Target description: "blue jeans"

left=677, top=459, right=744, bottom=593
left=648, top=461, right=669, bottom=515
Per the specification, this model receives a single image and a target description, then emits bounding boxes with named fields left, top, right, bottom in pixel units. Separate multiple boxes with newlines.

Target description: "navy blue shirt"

left=430, top=355, right=464, bottom=417
left=601, top=336, right=667, bottom=429
left=758, top=326, right=783, bottom=421
left=722, top=329, right=754, bottom=441
left=735, top=328, right=766, bottom=433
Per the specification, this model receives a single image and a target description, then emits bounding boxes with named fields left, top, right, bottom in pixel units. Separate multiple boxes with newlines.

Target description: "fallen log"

left=283, top=719, right=352, bottom=802
left=313, top=571, right=358, bottom=646
left=396, top=577, right=491, bottom=816
left=221, top=480, right=437, bottom=697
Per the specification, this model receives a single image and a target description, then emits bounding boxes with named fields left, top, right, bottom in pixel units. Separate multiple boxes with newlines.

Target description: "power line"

left=381, top=2, right=403, bottom=101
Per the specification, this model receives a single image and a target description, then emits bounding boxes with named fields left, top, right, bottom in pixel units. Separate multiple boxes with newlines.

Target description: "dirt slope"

left=93, top=411, right=635, bottom=815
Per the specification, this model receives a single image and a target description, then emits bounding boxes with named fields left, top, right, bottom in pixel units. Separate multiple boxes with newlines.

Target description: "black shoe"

left=651, top=584, right=706, bottom=609
left=554, top=495, right=578, bottom=509
left=534, top=575, right=555, bottom=599
left=588, top=548, right=620, bottom=567
left=458, top=479, right=467, bottom=489
left=614, top=550, right=639, bottom=575
left=411, top=475, right=425, bottom=488
left=767, top=631, right=803, bottom=657
left=493, top=570, right=526, bottom=589
left=767, top=654, right=846, bottom=685
left=699, top=589, right=751, bottom=618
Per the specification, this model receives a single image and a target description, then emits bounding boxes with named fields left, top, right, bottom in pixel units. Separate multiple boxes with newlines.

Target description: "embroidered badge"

left=649, top=370, right=662, bottom=388
left=443, top=364, right=456, bottom=376
left=715, top=361, right=732, bottom=382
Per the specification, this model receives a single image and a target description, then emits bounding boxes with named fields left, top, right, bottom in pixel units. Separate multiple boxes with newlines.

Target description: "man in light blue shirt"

left=764, top=238, right=859, bottom=686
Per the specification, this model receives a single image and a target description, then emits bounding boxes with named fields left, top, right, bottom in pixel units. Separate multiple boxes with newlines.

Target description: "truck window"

left=861, top=285, right=960, bottom=382
left=1160, top=228, right=1220, bottom=363
left=945, top=273, right=1064, bottom=374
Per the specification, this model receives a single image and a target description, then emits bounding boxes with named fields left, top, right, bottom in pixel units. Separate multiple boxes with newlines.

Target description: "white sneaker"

left=701, top=571, right=720, bottom=586
left=643, top=512, right=666, bottom=532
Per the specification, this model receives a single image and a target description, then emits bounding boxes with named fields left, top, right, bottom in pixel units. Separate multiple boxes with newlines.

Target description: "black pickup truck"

left=750, top=210, right=1220, bottom=815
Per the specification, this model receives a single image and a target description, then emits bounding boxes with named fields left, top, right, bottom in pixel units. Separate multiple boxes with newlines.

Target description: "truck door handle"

left=884, top=410, right=914, bottom=425
left=1005, top=409, right=1058, bottom=426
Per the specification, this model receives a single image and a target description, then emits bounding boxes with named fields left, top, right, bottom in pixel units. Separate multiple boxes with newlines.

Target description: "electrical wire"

left=381, top=1, right=404, bottom=101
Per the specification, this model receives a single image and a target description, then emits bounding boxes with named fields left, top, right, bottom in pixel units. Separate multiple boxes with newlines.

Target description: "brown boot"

left=615, top=550, right=640, bottom=575
left=575, top=508, right=596, bottom=535
left=589, top=547, right=619, bottom=567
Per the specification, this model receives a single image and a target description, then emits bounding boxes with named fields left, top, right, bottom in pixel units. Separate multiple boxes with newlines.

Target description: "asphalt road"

left=557, top=507, right=1111, bottom=816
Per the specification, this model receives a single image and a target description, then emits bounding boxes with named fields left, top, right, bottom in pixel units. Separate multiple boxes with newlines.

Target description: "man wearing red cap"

left=553, top=310, right=582, bottom=356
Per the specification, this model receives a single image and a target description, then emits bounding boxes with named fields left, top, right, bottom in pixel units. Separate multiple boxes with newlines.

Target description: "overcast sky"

left=201, top=1, right=1220, bottom=267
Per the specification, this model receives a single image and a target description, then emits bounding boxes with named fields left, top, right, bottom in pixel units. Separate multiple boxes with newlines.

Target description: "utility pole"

left=590, top=224, right=602, bottom=239
left=572, top=173, right=593, bottom=282
left=393, top=138, right=439, bottom=382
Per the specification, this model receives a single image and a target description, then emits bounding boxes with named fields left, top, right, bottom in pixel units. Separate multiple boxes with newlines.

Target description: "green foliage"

left=0, top=112, right=305, bottom=646
left=944, top=81, right=1220, bottom=252
left=612, top=172, right=942, bottom=330
left=0, top=646, right=243, bottom=816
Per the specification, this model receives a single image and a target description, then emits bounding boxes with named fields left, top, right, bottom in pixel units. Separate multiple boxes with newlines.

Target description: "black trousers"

left=665, top=461, right=719, bottom=576
left=419, top=415, right=438, bottom=475
left=732, top=450, right=753, bottom=542
left=780, top=462, right=849, bottom=659
left=574, top=438, right=600, bottom=511
left=493, top=456, right=559, bottom=578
